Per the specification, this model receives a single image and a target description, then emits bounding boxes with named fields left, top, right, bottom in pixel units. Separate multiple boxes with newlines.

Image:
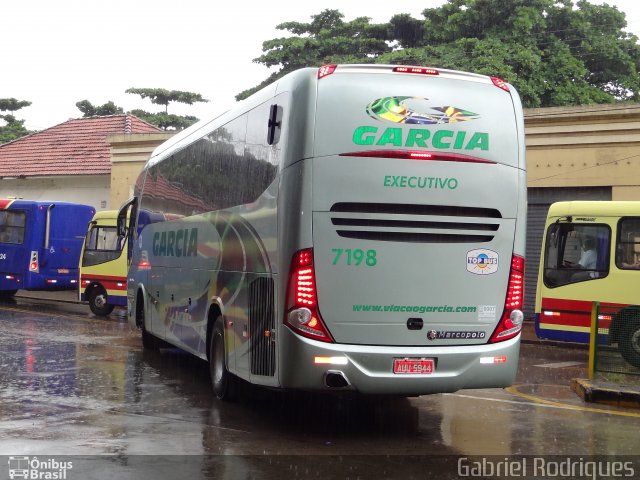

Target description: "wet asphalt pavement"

left=1, top=294, right=639, bottom=479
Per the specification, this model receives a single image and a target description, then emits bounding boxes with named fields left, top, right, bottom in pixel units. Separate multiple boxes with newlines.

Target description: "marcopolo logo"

left=466, top=249, right=499, bottom=275
left=8, top=456, right=73, bottom=479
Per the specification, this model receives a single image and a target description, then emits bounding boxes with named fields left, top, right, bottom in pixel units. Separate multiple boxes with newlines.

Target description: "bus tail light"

left=284, top=248, right=334, bottom=343
left=490, top=255, right=524, bottom=343
left=29, top=251, right=39, bottom=273
left=138, top=259, right=151, bottom=271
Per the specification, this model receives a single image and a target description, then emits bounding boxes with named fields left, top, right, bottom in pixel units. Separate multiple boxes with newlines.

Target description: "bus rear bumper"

left=278, top=328, right=520, bottom=396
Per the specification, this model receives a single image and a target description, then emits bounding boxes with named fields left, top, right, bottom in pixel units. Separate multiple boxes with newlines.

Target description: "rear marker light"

left=314, top=356, right=349, bottom=365
left=5, top=275, right=14, bottom=280
left=491, top=76, right=510, bottom=92
left=480, top=356, right=508, bottom=364
left=70, top=280, right=77, bottom=284
left=393, top=66, right=439, bottom=75
left=46, top=279, right=57, bottom=284
left=318, top=64, right=337, bottom=79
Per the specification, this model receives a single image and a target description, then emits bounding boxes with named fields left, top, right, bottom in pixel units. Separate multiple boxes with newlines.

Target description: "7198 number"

left=331, top=248, right=377, bottom=267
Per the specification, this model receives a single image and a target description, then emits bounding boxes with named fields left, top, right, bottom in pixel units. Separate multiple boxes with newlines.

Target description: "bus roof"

left=0, top=199, right=94, bottom=210
left=548, top=201, right=640, bottom=218
left=145, top=64, right=523, bottom=170
left=90, top=210, right=118, bottom=222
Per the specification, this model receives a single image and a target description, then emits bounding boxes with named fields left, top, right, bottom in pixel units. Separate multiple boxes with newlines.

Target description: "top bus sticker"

left=466, top=249, right=499, bottom=275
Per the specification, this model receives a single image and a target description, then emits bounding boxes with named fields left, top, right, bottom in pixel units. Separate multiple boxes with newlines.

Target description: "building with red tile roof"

left=0, top=114, right=161, bottom=177
left=0, top=114, right=167, bottom=210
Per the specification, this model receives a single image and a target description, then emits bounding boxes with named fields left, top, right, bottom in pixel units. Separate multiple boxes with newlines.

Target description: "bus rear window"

left=0, top=210, right=26, bottom=244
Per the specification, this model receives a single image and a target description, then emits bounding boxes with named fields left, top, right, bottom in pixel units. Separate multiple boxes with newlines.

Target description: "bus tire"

left=619, top=318, right=640, bottom=368
left=88, top=287, right=115, bottom=316
left=209, top=318, right=236, bottom=401
left=0, top=290, right=17, bottom=298
left=138, top=294, right=159, bottom=350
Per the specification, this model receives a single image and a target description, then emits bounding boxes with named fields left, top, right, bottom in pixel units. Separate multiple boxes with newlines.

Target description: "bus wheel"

left=139, top=296, right=159, bottom=350
left=209, top=318, right=236, bottom=401
left=619, top=318, right=640, bottom=368
left=89, top=288, right=115, bottom=316
left=0, top=290, right=18, bottom=299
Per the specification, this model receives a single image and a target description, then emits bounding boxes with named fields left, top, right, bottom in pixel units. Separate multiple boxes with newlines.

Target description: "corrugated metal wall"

left=524, top=187, right=612, bottom=319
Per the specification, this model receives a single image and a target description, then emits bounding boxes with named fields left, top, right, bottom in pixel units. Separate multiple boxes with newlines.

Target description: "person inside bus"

left=568, top=236, right=598, bottom=281
left=620, top=260, right=640, bottom=269
left=578, top=236, right=597, bottom=269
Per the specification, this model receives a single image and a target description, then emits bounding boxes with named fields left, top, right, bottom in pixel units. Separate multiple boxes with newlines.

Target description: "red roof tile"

left=0, top=114, right=162, bottom=178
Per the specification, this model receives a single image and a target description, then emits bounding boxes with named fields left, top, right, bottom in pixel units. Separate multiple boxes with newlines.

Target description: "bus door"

left=537, top=220, right=612, bottom=342
left=0, top=207, right=29, bottom=292
left=38, top=204, right=90, bottom=288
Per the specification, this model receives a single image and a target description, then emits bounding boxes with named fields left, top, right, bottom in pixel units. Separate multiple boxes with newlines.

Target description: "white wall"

left=0, top=175, right=111, bottom=210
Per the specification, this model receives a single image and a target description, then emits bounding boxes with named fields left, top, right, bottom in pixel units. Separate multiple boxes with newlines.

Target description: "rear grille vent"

left=330, top=202, right=502, bottom=244
left=249, top=277, right=275, bottom=377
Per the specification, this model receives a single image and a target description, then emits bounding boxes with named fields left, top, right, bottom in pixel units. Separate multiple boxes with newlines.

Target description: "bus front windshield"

left=543, top=223, right=610, bottom=288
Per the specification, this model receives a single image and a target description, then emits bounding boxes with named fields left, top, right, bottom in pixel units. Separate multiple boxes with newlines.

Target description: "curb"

left=571, top=378, right=640, bottom=409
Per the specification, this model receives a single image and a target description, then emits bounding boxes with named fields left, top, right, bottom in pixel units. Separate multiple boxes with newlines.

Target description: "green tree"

left=236, top=9, right=391, bottom=100
left=129, top=110, right=199, bottom=130
left=241, top=0, right=640, bottom=108
left=126, top=88, right=208, bottom=130
left=75, top=100, right=124, bottom=117
left=0, top=98, right=33, bottom=144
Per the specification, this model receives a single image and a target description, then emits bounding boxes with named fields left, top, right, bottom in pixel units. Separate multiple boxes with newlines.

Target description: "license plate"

left=57, top=268, right=69, bottom=274
left=393, top=358, right=435, bottom=374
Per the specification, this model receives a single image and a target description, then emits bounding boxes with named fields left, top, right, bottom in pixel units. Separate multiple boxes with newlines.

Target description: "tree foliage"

left=0, top=98, right=32, bottom=144
left=129, top=110, right=199, bottom=131
left=75, top=100, right=124, bottom=117
left=239, top=0, right=640, bottom=107
left=126, top=88, right=209, bottom=130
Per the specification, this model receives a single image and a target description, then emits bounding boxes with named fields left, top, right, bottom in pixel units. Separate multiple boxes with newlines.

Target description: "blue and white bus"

left=119, top=64, right=527, bottom=399
left=0, top=199, right=95, bottom=297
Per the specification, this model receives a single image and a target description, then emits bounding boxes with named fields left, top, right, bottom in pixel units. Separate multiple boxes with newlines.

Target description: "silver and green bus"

left=118, top=64, right=526, bottom=399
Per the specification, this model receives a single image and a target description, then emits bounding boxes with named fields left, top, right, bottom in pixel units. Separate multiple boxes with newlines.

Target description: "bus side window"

left=616, top=218, right=640, bottom=269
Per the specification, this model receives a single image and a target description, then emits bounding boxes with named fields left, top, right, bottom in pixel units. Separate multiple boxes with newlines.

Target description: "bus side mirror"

left=117, top=197, right=137, bottom=238
left=548, top=223, right=559, bottom=248
left=117, top=214, right=127, bottom=238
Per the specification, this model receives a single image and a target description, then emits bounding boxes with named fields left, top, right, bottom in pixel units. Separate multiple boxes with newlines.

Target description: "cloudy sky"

left=3, top=0, right=640, bottom=131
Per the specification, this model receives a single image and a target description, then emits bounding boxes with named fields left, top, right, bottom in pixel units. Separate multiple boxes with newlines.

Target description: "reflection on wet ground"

left=1, top=299, right=639, bottom=464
